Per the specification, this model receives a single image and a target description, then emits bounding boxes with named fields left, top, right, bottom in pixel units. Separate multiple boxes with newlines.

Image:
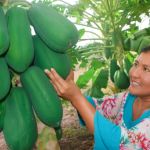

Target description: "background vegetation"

left=1, top=0, right=150, bottom=149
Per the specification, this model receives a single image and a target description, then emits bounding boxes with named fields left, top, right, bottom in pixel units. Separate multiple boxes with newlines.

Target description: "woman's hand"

left=45, top=68, right=95, bottom=134
left=44, top=68, right=82, bottom=102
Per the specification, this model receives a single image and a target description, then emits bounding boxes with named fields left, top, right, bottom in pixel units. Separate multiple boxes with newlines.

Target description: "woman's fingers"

left=44, top=69, right=52, bottom=79
left=44, top=68, right=67, bottom=94
left=50, top=68, right=66, bottom=86
left=45, top=68, right=79, bottom=100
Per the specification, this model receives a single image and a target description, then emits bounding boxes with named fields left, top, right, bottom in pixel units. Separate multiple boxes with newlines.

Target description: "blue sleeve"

left=78, top=96, right=96, bottom=126
left=94, top=111, right=121, bottom=150
left=86, top=96, right=96, bottom=108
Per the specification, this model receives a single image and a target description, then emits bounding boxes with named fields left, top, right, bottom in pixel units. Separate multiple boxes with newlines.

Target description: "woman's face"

left=129, top=51, right=150, bottom=97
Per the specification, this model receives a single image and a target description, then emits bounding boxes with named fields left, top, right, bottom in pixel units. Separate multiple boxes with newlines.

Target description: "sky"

left=27, top=0, right=78, bottom=5
left=55, top=0, right=78, bottom=5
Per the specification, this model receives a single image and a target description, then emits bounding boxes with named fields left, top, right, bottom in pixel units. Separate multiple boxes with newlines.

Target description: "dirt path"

left=59, top=102, right=94, bottom=150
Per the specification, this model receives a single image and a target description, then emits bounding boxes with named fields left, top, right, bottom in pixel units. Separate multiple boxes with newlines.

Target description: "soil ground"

left=59, top=102, right=94, bottom=150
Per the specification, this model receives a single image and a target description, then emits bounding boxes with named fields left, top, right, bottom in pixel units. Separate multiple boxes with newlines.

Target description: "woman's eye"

left=133, top=62, right=138, bottom=67
left=144, top=67, right=150, bottom=72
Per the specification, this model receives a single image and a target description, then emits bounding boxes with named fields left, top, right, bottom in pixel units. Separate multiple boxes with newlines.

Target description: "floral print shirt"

left=90, top=91, right=150, bottom=150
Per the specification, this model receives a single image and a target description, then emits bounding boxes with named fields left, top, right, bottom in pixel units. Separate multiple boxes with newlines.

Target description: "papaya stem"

left=10, top=70, right=22, bottom=87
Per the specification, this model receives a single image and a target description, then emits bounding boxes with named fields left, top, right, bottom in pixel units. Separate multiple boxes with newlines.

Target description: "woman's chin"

left=128, top=86, right=138, bottom=95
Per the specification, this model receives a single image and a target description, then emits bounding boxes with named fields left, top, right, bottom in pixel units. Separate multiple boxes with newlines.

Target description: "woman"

left=45, top=46, right=150, bottom=150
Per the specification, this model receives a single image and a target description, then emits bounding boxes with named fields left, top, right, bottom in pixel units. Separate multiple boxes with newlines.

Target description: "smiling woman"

left=129, top=46, right=150, bottom=121
left=45, top=45, right=150, bottom=150
left=129, top=49, right=150, bottom=98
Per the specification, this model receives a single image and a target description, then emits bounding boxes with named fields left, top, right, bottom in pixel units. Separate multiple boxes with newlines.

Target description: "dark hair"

left=140, top=45, right=150, bottom=53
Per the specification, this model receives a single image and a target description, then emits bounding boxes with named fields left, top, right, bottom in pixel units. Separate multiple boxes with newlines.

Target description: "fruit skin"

left=104, top=40, right=112, bottom=59
left=138, top=36, right=150, bottom=53
left=28, top=3, right=79, bottom=53
left=33, top=36, right=71, bottom=79
left=5, top=6, right=34, bottom=73
left=123, top=57, right=132, bottom=76
left=0, top=100, right=5, bottom=131
left=114, top=69, right=130, bottom=89
left=110, top=59, right=120, bottom=82
left=3, top=87, right=37, bottom=150
left=0, top=6, right=9, bottom=56
left=104, top=47, right=112, bottom=59
left=124, top=38, right=131, bottom=51
left=20, top=66, right=63, bottom=127
left=129, top=29, right=149, bottom=52
left=134, top=28, right=148, bottom=39
left=130, top=37, right=143, bottom=52
left=54, top=126, right=62, bottom=140
left=0, top=57, right=11, bottom=100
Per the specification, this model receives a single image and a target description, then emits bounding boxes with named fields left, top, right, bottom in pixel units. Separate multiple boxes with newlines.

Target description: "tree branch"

left=74, top=23, right=99, bottom=30
left=85, top=31, right=101, bottom=38
left=79, top=38, right=102, bottom=41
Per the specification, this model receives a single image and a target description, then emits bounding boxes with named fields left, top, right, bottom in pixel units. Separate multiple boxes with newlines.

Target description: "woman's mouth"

left=130, top=81, right=140, bottom=87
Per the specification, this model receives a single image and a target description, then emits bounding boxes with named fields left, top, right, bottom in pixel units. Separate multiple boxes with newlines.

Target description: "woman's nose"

left=130, top=66, right=140, bottom=78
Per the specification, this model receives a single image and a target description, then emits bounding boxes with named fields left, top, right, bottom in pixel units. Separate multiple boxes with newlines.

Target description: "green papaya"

left=33, top=35, right=71, bottom=79
left=104, top=40, right=112, bottom=59
left=0, top=6, right=9, bottom=55
left=20, top=66, right=63, bottom=127
left=54, top=126, right=62, bottom=140
left=0, top=57, right=11, bottom=100
left=3, top=87, right=37, bottom=150
left=123, top=57, right=132, bottom=76
left=0, top=100, right=5, bottom=131
left=28, top=3, right=79, bottom=53
left=138, top=36, right=150, bottom=53
left=110, top=59, right=120, bottom=82
left=5, top=6, right=34, bottom=73
left=134, top=29, right=148, bottom=40
left=114, top=69, right=130, bottom=89
left=112, top=30, right=124, bottom=47
left=124, top=38, right=131, bottom=51
left=104, top=47, right=112, bottom=59
left=103, top=23, right=110, bottom=34
left=130, top=37, right=143, bottom=52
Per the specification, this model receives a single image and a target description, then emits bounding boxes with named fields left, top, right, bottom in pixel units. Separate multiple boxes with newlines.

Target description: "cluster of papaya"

left=124, top=27, right=150, bottom=53
left=102, top=43, right=132, bottom=90
left=102, top=26, right=147, bottom=90
left=0, top=3, right=78, bottom=150
left=110, top=28, right=150, bottom=90
left=109, top=55, right=134, bottom=89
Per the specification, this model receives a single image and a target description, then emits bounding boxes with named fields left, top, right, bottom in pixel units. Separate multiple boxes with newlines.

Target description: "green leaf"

left=76, top=67, right=95, bottom=88
left=93, top=68, right=109, bottom=89
left=91, top=59, right=104, bottom=70
left=90, top=87, right=104, bottom=98
left=79, top=59, right=88, bottom=68
left=78, top=28, right=85, bottom=39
